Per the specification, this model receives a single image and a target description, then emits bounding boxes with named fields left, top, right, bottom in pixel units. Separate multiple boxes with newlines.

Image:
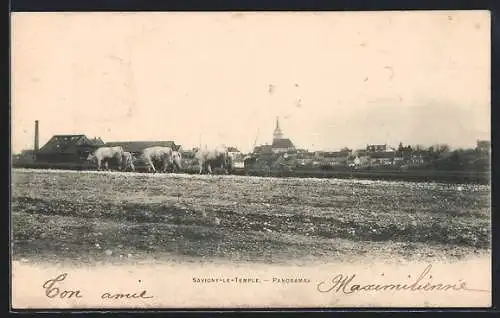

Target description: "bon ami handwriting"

left=316, top=264, right=489, bottom=294
left=42, top=273, right=154, bottom=300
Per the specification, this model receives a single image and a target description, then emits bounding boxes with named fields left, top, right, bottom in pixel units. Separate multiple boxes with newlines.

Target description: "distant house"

left=409, top=152, right=427, bottom=165
left=227, top=146, right=244, bottom=168
left=314, top=150, right=352, bottom=167
left=254, top=144, right=273, bottom=155
left=296, top=151, right=315, bottom=160
left=366, top=144, right=388, bottom=152
left=296, top=158, right=314, bottom=167
left=37, top=134, right=104, bottom=163
left=368, top=151, right=395, bottom=166
left=350, top=154, right=370, bottom=167
left=227, top=146, right=243, bottom=159
left=104, top=141, right=179, bottom=156
left=393, top=153, right=405, bottom=165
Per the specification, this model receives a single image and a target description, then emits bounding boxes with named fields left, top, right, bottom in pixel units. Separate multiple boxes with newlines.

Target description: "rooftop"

left=39, top=134, right=104, bottom=154
left=254, top=144, right=273, bottom=154
left=272, top=138, right=295, bottom=149
left=369, top=152, right=396, bottom=159
left=316, top=150, right=351, bottom=158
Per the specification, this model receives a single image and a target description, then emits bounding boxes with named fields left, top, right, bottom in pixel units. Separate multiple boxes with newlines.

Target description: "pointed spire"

left=273, top=116, right=284, bottom=140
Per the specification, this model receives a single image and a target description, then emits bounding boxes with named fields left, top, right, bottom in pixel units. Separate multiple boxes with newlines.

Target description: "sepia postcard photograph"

left=10, top=10, right=491, bottom=309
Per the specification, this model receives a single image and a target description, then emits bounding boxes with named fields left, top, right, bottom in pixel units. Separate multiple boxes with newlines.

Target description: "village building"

left=314, top=149, right=352, bottom=167
left=296, top=149, right=315, bottom=166
left=366, top=144, right=388, bottom=152
left=350, top=146, right=397, bottom=167
left=227, top=146, right=245, bottom=168
left=252, top=117, right=296, bottom=156
left=253, top=144, right=273, bottom=155
left=409, top=151, right=430, bottom=166
left=368, top=151, right=396, bottom=166
left=271, top=117, right=296, bottom=154
left=227, top=146, right=243, bottom=159
left=36, top=134, right=105, bottom=163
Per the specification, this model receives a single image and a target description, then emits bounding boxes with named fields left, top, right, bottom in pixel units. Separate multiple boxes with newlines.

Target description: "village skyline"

left=12, top=11, right=490, bottom=154
left=13, top=116, right=490, bottom=156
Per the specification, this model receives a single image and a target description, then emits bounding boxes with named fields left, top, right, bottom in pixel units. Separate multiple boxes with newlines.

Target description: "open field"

left=11, top=169, right=491, bottom=265
left=12, top=161, right=490, bottom=184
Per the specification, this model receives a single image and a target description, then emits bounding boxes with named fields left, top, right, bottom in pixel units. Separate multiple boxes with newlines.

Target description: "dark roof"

left=272, top=138, right=295, bottom=149
left=355, top=149, right=368, bottom=156
left=319, top=151, right=350, bottom=158
left=369, top=152, right=396, bottom=159
left=39, top=135, right=104, bottom=154
left=104, top=141, right=178, bottom=153
left=227, top=147, right=240, bottom=152
left=254, top=145, right=273, bottom=154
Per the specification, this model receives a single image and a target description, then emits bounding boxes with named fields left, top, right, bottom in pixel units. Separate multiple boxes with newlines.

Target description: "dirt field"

left=11, top=169, right=491, bottom=266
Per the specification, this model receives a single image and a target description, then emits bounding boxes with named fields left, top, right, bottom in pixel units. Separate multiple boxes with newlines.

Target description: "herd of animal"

left=86, top=145, right=234, bottom=174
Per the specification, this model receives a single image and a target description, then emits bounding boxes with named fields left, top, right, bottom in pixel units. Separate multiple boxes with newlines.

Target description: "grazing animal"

left=87, top=146, right=125, bottom=171
left=141, top=146, right=175, bottom=173
left=171, top=151, right=183, bottom=172
left=195, top=146, right=233, bottom=175
left=122, top=151, right=135, bottom=171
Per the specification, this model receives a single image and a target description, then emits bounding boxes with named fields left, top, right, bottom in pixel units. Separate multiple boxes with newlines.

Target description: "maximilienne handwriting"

left=316, top=264, right=489, bottom=294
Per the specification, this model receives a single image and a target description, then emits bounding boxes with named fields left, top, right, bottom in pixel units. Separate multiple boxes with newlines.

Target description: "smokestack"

left=34, top=120, right=39, bottom=160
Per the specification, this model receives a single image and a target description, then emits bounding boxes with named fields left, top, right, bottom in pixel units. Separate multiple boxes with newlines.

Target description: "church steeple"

left=273, top=116, right=284, bottom=140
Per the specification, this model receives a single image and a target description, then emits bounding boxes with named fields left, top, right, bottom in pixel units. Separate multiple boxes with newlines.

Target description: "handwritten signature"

left=43, top=273, right=154, bottom=300
left=316, top=264, right=490, bottom=294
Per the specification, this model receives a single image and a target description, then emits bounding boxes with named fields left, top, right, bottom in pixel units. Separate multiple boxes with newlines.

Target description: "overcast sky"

left=11, top=11, right=490, bottom=154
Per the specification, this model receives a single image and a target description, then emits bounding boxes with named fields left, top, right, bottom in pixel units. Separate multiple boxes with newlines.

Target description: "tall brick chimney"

left=34, top=120, right=39, bottom=160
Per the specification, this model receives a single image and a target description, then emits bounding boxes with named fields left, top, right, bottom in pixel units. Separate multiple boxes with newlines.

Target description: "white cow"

left=87, top=146, right=125, bottom=171
left=141, top=146, right=175, bottom=173
left=195, top=145, right=233, bottom=174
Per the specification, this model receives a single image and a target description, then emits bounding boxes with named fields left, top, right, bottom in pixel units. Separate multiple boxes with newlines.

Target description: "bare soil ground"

left=11, top=169, right=491, bottom=266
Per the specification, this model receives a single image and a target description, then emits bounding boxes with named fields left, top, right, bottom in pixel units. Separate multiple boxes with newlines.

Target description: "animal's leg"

left=149, top=159, right=156, bottom=173
left=207, top=164, right=213, bottom=175
left=116, top=156, right=122, bottom=171
left=199, top=163, right=203, bottom=174
left=97, top=159, right=102, bottom=171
